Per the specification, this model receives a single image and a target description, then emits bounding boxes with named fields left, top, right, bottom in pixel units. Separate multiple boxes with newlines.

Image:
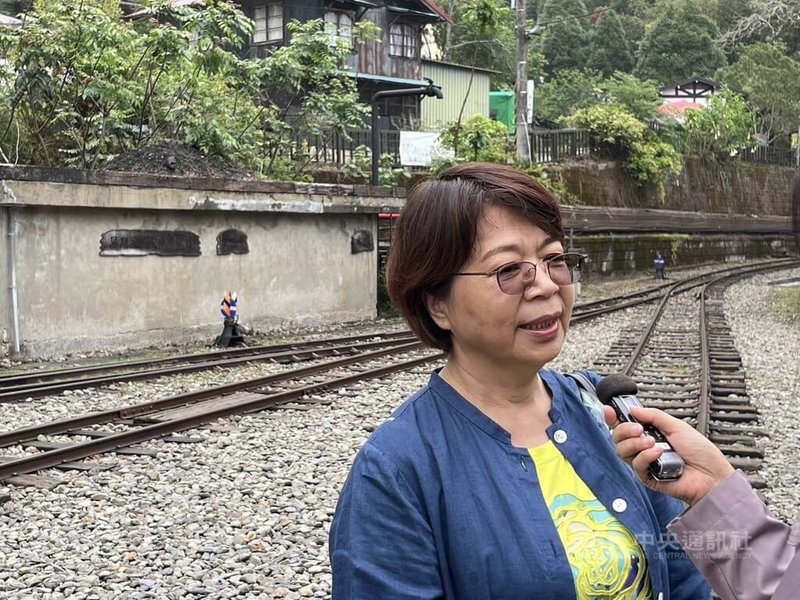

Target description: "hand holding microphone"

left=596, top=374, right=685, bottom=481
left=599, top=374, right=735, bottom=506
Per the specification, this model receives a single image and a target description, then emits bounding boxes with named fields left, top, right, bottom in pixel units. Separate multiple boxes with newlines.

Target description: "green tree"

left=0, top=1, right=373, bottom=180
left=444, top=0, right=510, bottom=153
left=694, top=0, right=751, bottom=40
left=681, top=88, right=756, bottom=160
left=601, top=72, right=662, bottom=121
left=535, top=69, right=602, bottom=121
left=610, top=0, right=659, bottom=16
left=434, top=0, right=515, bottom=87
left=587, top=8, right=634, bottom=76
left=568, top=103, right=682, bottom=187
left=539, top=0, right=590, bottom=76
left=261, top=19, right=376, bottom=176
left=608, top=0, right=660, bottom=49
left=716, top=42, right=800, bottom=142
left=439, top=113, right=510, bottom=163
left=634, top=0, right=727, bottom=84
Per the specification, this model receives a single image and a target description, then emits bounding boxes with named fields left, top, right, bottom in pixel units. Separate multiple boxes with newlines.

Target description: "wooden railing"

left=290, top=125, right=798, bottom=170
left=529, top=128, right=592, bottom=164
left=292, top=128, right=400, bottom=166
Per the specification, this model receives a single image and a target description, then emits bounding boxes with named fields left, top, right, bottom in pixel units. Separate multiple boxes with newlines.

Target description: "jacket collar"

left=427, top=369, right=567, bottom=448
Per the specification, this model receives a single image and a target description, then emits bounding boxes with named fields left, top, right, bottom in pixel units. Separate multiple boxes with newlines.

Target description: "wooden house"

left=236, top=0, right=452, bottom=128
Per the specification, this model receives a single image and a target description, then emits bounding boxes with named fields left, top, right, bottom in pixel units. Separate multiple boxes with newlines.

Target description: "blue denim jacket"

left=330, top=369, right=710, bottom=600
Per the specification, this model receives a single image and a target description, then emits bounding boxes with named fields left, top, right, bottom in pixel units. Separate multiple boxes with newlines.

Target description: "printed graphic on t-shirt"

left=530, top=441, right=652, bottom=600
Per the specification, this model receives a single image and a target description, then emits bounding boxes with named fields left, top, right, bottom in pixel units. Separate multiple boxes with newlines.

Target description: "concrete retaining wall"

left=572, top=233, right=789, bottom=278
left=1, top=169, right=395, bottom=359
left=0, top=209, right=9, bottom=358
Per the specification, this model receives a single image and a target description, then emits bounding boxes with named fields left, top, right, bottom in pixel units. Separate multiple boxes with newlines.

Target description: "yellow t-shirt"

left=529, top=441, right=652, bottom=600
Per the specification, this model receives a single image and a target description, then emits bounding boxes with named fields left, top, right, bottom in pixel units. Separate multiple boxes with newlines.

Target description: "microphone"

left=596, top=374, right=685, bottom=481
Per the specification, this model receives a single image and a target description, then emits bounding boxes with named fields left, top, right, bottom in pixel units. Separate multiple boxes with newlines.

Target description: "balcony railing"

left=292, top=128, right=400, bottom=166
left=737, top=145, right=797, bottom=168
left=529, top=127, right=799, bottom=169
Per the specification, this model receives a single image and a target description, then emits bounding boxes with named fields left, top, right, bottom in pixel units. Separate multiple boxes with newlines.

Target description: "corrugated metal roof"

left=422, top=59, right=500, bottom=75
left=386, top=5, right=438, bottom=19
left=420, top=0, right=453, bottom=23
left=0, top=13, right=22, bottom=27
left=331, top=0, right=384, bottom=8
left=345, top=71, right=430, bottom=87
left=386, top=1, right=453, bottom=23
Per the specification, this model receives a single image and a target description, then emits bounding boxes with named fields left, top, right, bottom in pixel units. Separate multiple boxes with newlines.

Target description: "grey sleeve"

left=667, top=470, right=799, bottom=600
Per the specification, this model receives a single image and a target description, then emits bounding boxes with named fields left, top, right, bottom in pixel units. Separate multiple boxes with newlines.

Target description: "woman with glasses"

left=329, top=163, right=710, bottom=600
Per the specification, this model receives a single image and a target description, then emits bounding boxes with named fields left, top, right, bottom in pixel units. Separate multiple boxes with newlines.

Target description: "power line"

left=533, top=6, right=610, bottom=30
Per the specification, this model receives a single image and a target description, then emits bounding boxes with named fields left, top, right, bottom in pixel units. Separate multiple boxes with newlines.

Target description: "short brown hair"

left=385, top=163, right=564, bottom=351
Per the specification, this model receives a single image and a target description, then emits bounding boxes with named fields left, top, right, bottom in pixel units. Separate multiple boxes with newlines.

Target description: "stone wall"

left=549, top=158, right=795, bottom=216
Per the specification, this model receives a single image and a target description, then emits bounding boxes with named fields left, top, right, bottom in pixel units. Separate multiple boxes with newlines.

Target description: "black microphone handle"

left=595, top=374, right=685, bottom=481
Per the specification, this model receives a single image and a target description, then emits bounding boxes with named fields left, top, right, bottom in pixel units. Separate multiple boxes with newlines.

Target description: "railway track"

left=0, top=259, right=796, bottom=487
left=591, top=260, right=799, bottom=488
left=0, top=342, right=442, bottom=486
left=0, top=331, right=417, bottom=403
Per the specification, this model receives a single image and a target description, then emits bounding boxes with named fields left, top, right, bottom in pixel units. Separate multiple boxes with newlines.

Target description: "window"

left=253, top=3, right=283, bottom=43
left=324, top=11, right=353, bottom=46
left=384, top=94, right=419, bottom=126
left=389, top=23, right=418, bottom=58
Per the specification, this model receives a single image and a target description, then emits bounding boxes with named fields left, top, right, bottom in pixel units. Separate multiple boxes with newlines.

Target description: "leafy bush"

left=0, top=1, right=376, bottom=182
left=340, top=145, right=408, bottom=186
left=569, top=104, right=646, bottom=159
left=439, top=114, right=511, bottom=163
left=681, top=88, right=756, bottom=161
left=628, top=138, right=682, bottom=185
left=568, top=104, right=681, bottom=187
left=600, top=72, right=662, bottom=121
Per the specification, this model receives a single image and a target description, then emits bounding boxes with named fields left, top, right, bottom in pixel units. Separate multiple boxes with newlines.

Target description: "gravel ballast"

left=0, top=266, right=798, bottom=599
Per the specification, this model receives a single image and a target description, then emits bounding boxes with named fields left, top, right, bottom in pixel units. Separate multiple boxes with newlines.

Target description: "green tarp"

left=489, top=91, right=514, bottom=131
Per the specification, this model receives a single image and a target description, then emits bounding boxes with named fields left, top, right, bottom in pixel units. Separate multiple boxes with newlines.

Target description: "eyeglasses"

left=453, top=253, right=586, bottom=295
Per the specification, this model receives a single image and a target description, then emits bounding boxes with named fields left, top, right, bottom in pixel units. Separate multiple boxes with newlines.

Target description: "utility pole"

left=514, top=0, right=530, bottom=164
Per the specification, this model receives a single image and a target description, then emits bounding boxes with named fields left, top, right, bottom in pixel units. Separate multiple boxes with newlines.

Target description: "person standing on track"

left=654, top=252, right=667, bottom=279
left=329, top=163, right=710, bottom=599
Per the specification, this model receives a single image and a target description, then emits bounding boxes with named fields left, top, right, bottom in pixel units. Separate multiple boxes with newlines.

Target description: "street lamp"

left=370, top=79, right=443, bottom=186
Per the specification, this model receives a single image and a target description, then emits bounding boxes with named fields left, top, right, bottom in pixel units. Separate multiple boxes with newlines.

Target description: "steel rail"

left=0, top=331, right=414, bottom=386
left=695, top=266, right=783, bottom=438
left=0, top=344, right=440, bottom=480
left=2, top=261, right=796, bottom=482
left=698, top=282, right=712, bottom=438
left=0, top=340, right=426, bottom=449
left=0, top=335, right=417, bottom=402
left=621, top=260, right=800, bottom=375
